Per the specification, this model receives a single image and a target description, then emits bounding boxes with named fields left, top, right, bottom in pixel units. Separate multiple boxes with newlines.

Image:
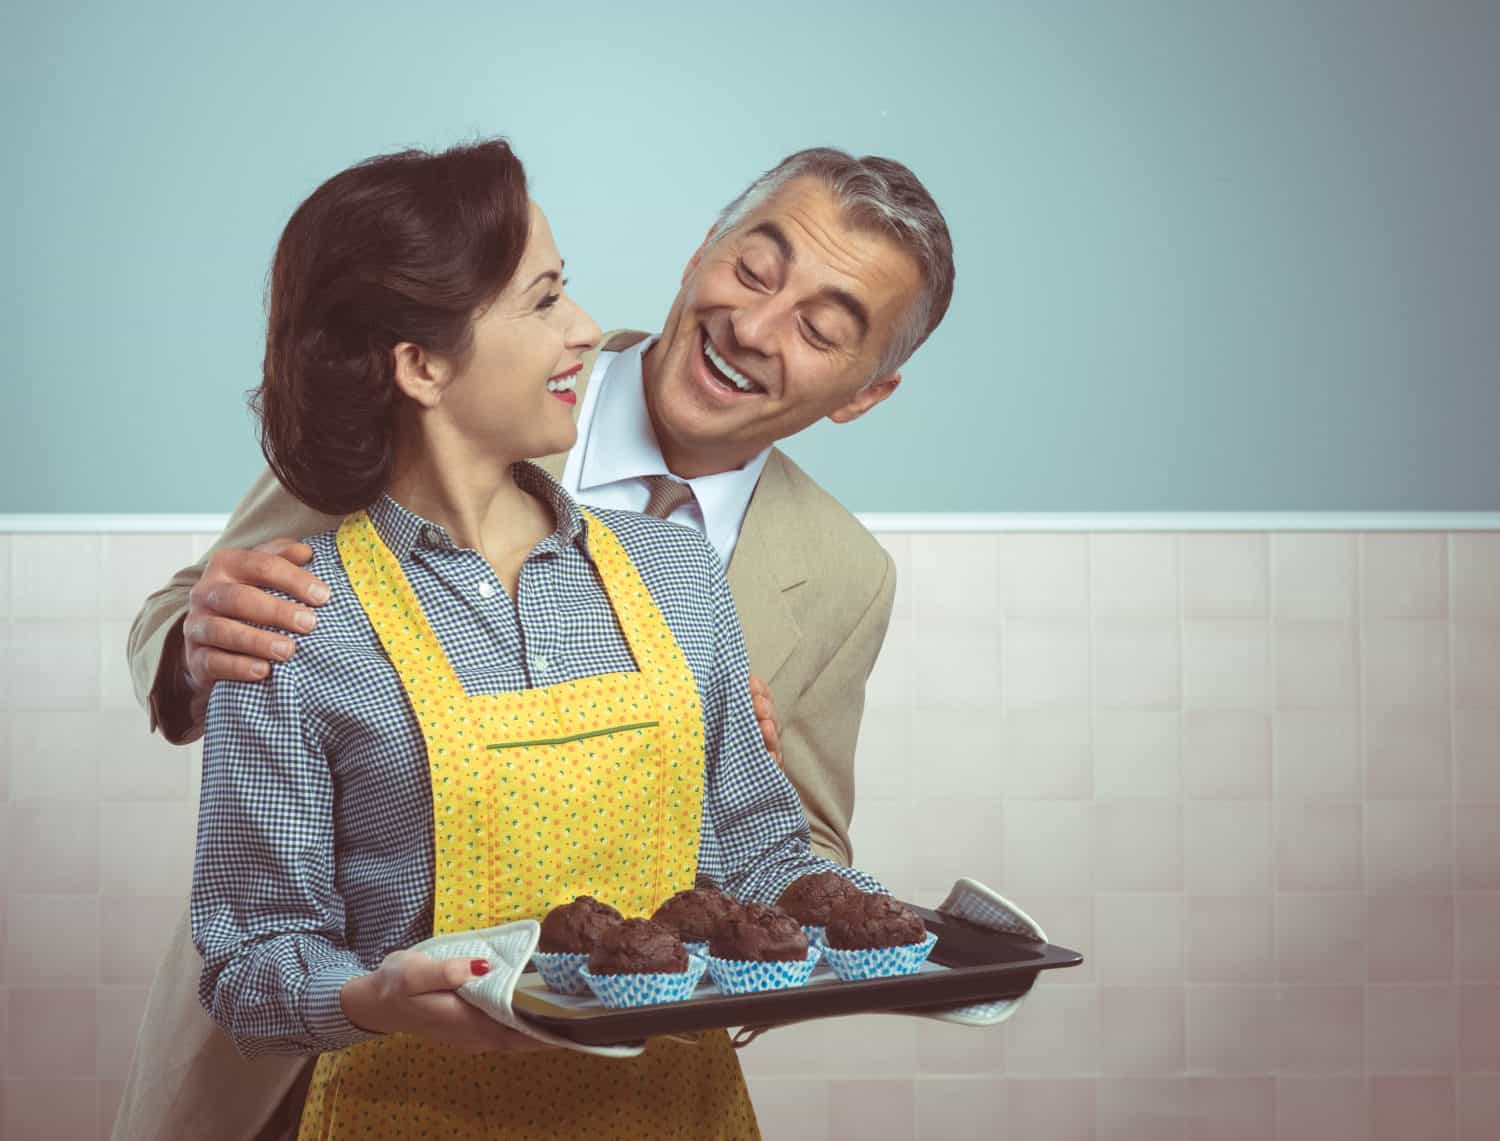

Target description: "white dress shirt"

left=561, top=336, right=772, bottom=568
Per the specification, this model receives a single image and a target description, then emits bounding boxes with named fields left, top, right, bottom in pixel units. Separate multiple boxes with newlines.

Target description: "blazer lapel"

left=727, top=449, right=807, bottom=685
left=534, top=329, right=651, bottom=482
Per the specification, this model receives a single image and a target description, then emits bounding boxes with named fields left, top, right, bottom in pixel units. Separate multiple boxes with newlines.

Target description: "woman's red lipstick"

left=548, top=363, right=581, bottom=405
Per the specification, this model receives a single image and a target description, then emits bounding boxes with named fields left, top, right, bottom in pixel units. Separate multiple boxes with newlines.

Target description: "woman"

left=191, top=138, right=883, bottom=1138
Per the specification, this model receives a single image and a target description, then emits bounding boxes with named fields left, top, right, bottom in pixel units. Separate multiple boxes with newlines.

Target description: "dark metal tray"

left=512, top=902, right=1084, bottom=1046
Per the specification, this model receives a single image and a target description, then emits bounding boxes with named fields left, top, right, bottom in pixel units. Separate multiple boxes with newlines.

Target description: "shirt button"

left=422, top=526, right=441, bottom=545
left=532, top=655, right=550, bottom=674
left=477, top=581, right=497, bottom=599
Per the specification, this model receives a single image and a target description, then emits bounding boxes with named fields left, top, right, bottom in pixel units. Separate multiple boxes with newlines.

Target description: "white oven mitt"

left=904, top=877, right=1048, bottom=1027
left=410, top=919, right=645, bottom=1058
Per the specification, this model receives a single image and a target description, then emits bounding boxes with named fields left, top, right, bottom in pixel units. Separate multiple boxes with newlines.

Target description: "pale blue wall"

left=4, top=0, right=1497, bottom=513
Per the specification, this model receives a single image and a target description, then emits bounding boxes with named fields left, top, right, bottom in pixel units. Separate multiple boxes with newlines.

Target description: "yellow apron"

left=297, top=509, right=760, bottom=1140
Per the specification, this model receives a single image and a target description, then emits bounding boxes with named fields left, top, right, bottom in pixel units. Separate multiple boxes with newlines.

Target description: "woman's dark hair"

left=252, top=138, right=530, bottom=515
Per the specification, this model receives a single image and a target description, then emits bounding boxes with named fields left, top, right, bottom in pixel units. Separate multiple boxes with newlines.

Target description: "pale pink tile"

left=1181, top=535, right=1268, bottom=620
left=743, top=1076, right=829, bottom=1137
left=7, top=621, right=101, bottom=711
left=910, top=796, right=1001, bottom=897
left=909, top=624, right=1002, bottom=709
left=1185, top=802, right=1272, bottom=894
left=4, top=801, right=100, bottom=893
left=1361, top=534, right=1449, bottom=619
left=1456, top=893, right=1500, bottom=983
left=1370, top=1075, right=1455, bottom=1141
left=1368, top=895, right=1454, bottom=983
left=829, top=1077, right=914, bottom=1138
left=1006, top=1078, right=1096, bottom=1137
left=1362, top=620, right=1451, bottom=710
left=1454, top=622, right=1500, bottom=709
left=1091, top=535, right=1180, bottom=619
left=1365, top=801, right=1454, bottom=893
left=1276, top=1076, right=1367, bottom=1141
left=95, top=712, right=192, bottom=803
left=1093, top=712, right=1181, bottom=799
left=1271, top=534, right=1355, bottom=621
left=100, top=535, right=195, bottom=621
left=190, top=533, right=221, bottom=562
left=878, top=533, right=912, bottom=622
left=98, top=620, right=138, bottom=712
left=1095, top=1076, right=1188, bottom=1141
left=3, top=894, right=100, bottom=985
left=97, top=803, right=195, bottom=899
left=6, top=988, right=97, bottom=1078
left=912, top=1016, right=1004, bottom=1076
left=1098, top=986, right=1184, bottom=1075
left=0, top=1079, right=100, bottom=1140
left=1182, top=622, right=1269, bottom=710
left=1451, top=535, right=1500, bottom=620
left=10, top=535, right=101, bottom=619
left=1002, top=983, right=1100, bottom=1075
left=1003, top=621, right=1091, bottom=710
left=1457, top=804, right=1500, bottom=890
left=914, top=1077, right=1006, bottom=1141
left=1455, top=711, right=1500, bottom=800
left=0, top=985, right=8, bottom=1074
left=867, top=616, right=914, bottom=710
left=1003, top=801, right=1093, bottom=896
left=1458, top=985, right=1500, bottom=1070
left=100, top=895, right=183, bottom=986
left=1278, top=986, right=1364, bottom=1073
left=1093, top=622, right=1180, bottom=710
left=995, top=711, right=1092, bottom=799
left=0, top=716, right=9, bottom=800
left=1274, top=621, right=1358, bottom=710
left=95, top=988, right=148, bottom=1081
left=0, top=534, right=10, bottom=617
left=911, top=533, right=1001, bottom=626
left=998, top=534, right=1090, bottom=619
left=1188, top=1076, right=1275, bottom=1141
left=1186, top=986, right=1279, bottom=1073
left=1093, top=894, right=1183, bottom=984
left=1185, top=896, right=1274, bottom=983
left=6, top=713, right=100, bottom=800
left=1365, top=984, right=1457, bottom=1074
left=848, top=799, right=917, bottom=901
left=1273, top=711, right=1359, bottom=800
left=1458, top=1074, right=1500, bottom=1141
left=738, top=1020, right=831, bottom=1080
left=911, top=707, right=999, bottom=800
left=857, top=706, right=914, bottom=800
left=1364, top=710, right=1453, bottom=799
left=1277, top=802, right=1362, bottom=892
left=1093, top=801, right=1181, bottom=893
left=1276, top=894, right=1366, bottom=984
left=818, top=1016, right=916, bottom=1077
left=1183, top=712, right=1270, bottom=799
left=98, top=1079, right=127, bottom=1141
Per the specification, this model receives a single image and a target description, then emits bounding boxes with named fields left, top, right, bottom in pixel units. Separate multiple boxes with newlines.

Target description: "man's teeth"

left=704, top=338, right=763, bottom=393
left=546, top=375, right=577, bottom=393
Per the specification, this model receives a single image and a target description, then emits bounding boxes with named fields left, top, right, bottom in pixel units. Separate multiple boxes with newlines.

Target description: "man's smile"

left=698, top=328, right=768, bottom=398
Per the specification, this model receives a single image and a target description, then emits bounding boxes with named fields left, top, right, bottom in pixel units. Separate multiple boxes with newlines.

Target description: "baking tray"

left=511, top=902, right=1084, bottom=1046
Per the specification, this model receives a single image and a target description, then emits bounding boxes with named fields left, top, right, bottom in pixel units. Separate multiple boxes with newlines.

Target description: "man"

left=115, top=146, right=954, bottom=1140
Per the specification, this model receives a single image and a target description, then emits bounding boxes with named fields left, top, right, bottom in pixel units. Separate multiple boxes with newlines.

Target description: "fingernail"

left=310, top=585, right=331, bottom=604
left=252, top=662, right=269, bottom=678
left=274, top=639, right=295, bottom=659
left=470, top=959, right=491, bottom=976
left=294, top=611, right=316, bottom=632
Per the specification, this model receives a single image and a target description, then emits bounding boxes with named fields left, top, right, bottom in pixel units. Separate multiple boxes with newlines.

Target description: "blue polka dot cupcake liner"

left=817, top=930, right=938, bottom=981
left=578, top=954, right=709, bottom=1009
left=801, top=924, right=827, bottom=945
left=705, top=943, right=823, bottom=995
left=530, top=950, right=592, bottom=996
left=684, top=940, right=711, bottom=960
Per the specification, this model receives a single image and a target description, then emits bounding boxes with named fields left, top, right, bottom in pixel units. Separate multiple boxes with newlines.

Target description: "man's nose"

left=729, top=296, right=782, bottom=358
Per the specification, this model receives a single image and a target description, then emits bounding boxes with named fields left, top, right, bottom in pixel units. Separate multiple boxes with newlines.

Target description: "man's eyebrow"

left=746, top=222, right=794, bottom=264
left=746, top=223, right=870, bottom=341
left=523, top=260, right=566, bottom=292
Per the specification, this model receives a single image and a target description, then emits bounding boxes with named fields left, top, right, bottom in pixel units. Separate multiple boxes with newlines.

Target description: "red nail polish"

left=470, top=959, right=490, bottom=976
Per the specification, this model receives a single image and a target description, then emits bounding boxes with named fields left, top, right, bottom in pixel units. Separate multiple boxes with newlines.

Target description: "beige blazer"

left=114, top=329, right=895, bottom=1140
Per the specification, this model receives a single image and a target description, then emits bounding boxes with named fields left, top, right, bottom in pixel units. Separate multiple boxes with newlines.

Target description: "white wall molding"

left=3, top=511, right=1498, bottom=534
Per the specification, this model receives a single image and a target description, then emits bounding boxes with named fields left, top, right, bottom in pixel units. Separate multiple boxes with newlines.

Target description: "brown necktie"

left=643, top=474, right=696, bottom=520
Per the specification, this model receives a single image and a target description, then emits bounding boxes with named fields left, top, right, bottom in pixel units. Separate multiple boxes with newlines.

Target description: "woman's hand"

left=749, top=674, right=783, bottom=768
left=340, top=950, right=544, bottom=1055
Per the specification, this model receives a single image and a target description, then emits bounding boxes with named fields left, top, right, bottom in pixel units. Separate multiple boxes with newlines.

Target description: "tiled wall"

left=2, top=529, right=1498, bottom=1140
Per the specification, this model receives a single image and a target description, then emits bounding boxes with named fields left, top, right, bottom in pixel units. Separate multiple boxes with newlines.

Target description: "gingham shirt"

left=193, top=462, right=883, bottom=1057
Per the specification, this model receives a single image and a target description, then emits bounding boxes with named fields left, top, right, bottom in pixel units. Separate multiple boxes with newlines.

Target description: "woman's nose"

left=567, top=295, right=602, bottom=352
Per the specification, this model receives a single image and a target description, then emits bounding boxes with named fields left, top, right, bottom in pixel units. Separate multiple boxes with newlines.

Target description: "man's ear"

left=828, top=372, right=901, bottom=425
left=392, top=342, right=451, bottom=409
left=681, top=224, right=719, bottom=285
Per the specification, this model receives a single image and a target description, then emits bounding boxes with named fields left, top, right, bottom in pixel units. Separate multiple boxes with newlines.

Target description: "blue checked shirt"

left=193, top=462, right=884, bottom=1057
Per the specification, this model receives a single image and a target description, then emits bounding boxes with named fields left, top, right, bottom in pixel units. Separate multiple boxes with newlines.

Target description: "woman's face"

left=434, top=201, right=600, bottom=461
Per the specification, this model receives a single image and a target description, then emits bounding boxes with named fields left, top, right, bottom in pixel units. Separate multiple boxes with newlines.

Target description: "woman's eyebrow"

left=523, top=260, right=566, bottom=292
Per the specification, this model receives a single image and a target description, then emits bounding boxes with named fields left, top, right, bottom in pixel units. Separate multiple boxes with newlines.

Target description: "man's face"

left=644, top=177, right=922, bottom=476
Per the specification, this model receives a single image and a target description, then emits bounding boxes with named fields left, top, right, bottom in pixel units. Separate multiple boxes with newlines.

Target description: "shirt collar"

left=367, top=461, right=591, bottom=562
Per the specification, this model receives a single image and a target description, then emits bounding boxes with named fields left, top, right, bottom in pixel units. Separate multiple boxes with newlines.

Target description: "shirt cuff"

left=304, top=962, right=380, bottom=1052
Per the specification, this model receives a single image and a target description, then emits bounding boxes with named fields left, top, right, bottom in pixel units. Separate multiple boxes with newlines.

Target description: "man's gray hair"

left=707, top=147, right=955, bottom=378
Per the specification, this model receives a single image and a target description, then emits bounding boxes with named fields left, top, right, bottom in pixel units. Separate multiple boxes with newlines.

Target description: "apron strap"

left=578, top=509, right=683, bottom=679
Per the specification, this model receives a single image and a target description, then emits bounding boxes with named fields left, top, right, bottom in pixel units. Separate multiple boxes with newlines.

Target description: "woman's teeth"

left=703, top=338, right=764, bottom=394
left=546, top=375, right=577, bottom=393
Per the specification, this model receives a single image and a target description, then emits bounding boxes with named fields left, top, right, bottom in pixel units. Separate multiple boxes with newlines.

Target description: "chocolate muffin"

left=651, top=888, right=742, bottom=943
left=587, top=918, right=690, bottom=975
left=777, top=871, right=865, bottom=926
left=709, top=902, right=810, bottom=962
left=537, top=895, right=622, bottom=954
left=825, top=894, right=928, bottom=950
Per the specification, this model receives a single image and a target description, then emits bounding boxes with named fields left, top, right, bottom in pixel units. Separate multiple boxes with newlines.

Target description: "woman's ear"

left=392, top=342, right=451, bottom=408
